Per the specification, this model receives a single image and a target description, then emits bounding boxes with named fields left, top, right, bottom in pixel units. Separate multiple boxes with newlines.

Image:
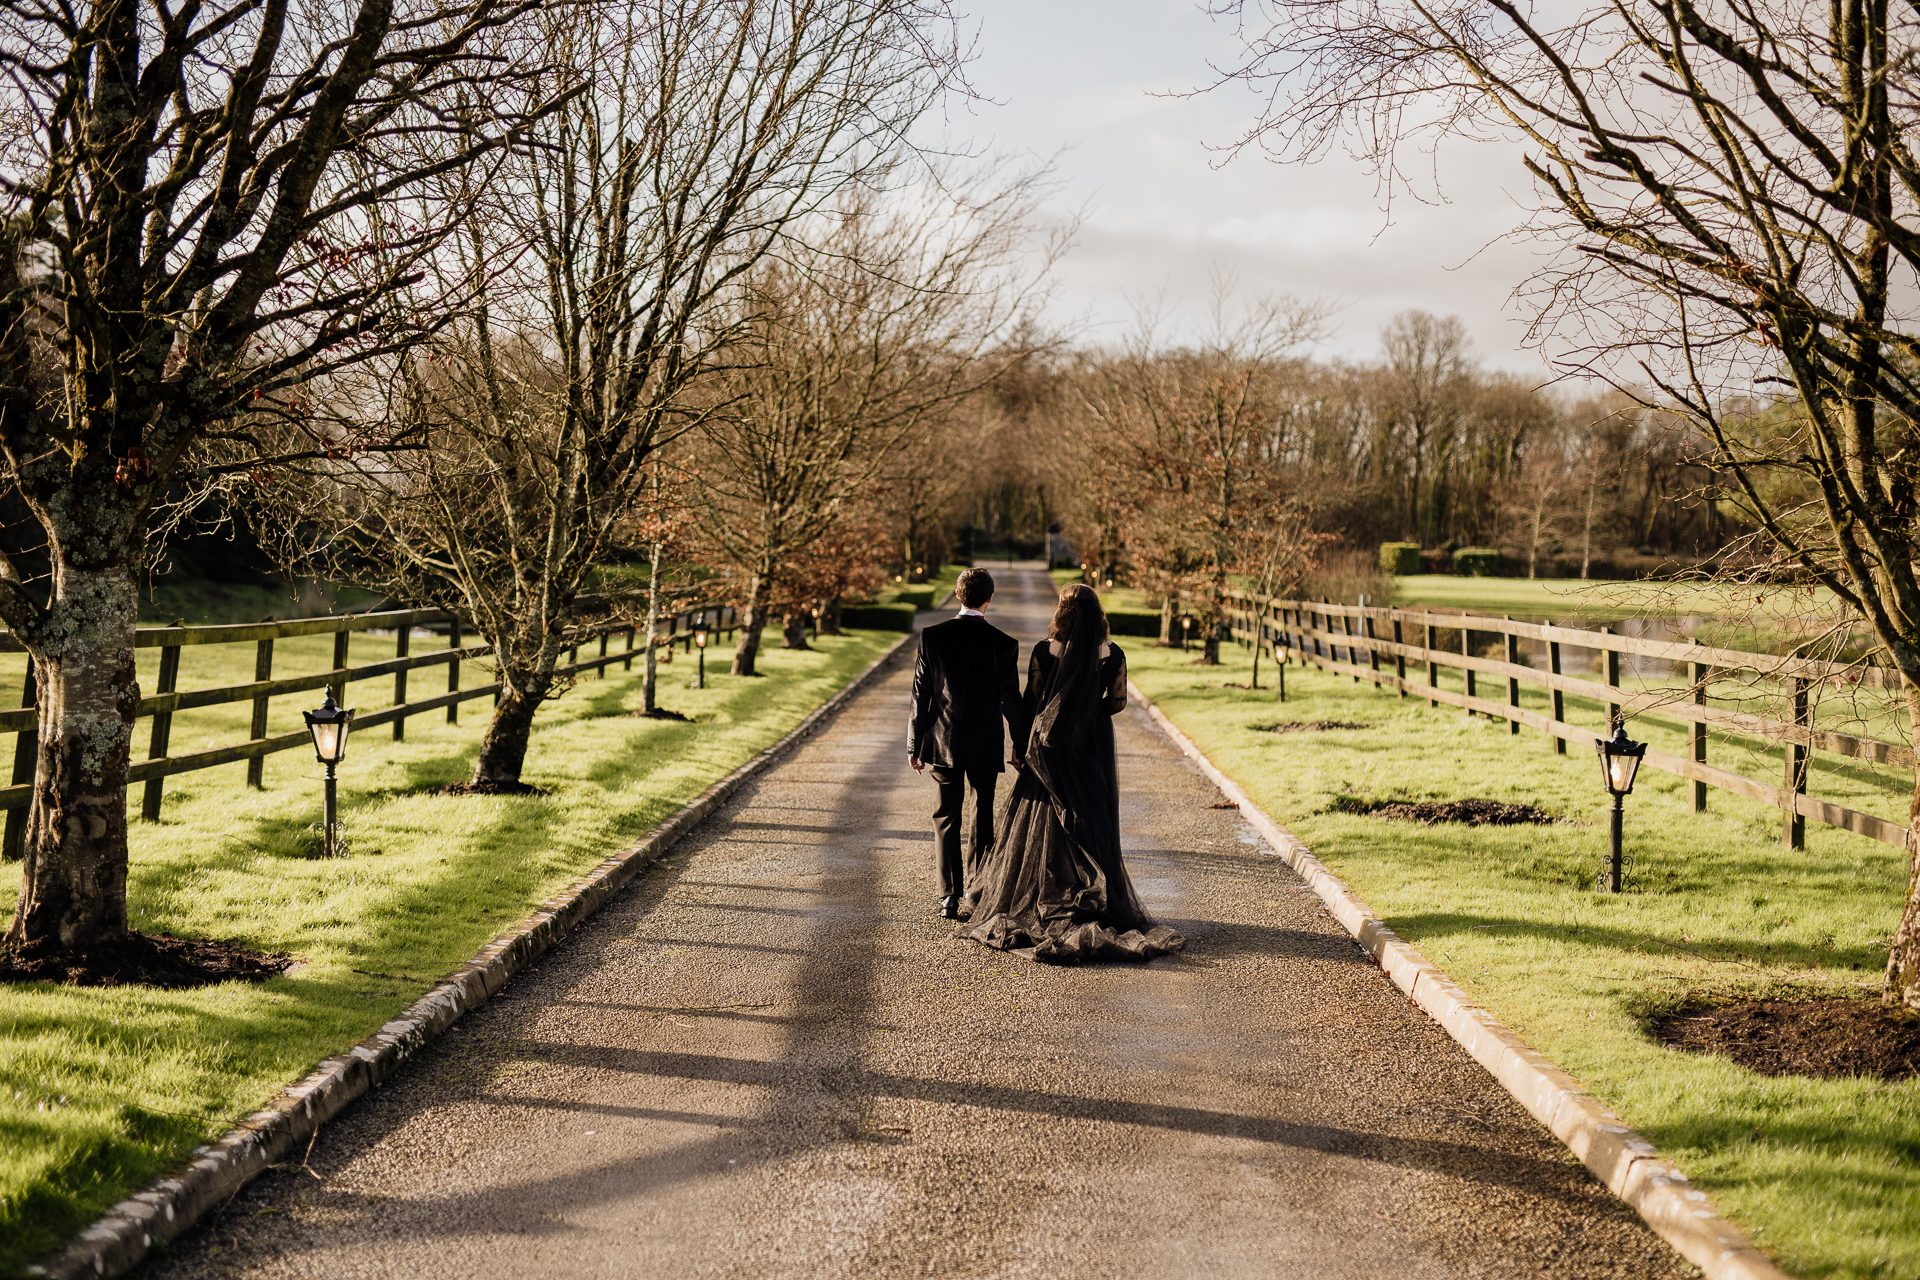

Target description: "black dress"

left=963, top=616, right=1186, bottom=964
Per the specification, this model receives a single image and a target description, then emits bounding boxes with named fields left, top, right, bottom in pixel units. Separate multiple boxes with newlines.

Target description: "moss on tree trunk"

left=5, top=565, right=139, bottom=949
left=1887, top=686, right=1920, bottom=1008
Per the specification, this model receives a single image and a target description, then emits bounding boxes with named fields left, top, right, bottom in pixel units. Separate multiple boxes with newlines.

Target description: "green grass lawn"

left=1390, top=573, right=1858, bottom=645
left=136, top=578, right=385, bottom=626
left=875, top=564, right=962, bottom=609
left=1127, top=639, right=1916, bottom=1280
left=0, top=628, right=898, bottom=1277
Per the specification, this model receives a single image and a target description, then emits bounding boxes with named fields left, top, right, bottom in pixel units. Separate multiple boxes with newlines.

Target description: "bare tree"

left=1208, top=0, right=1920, bottom=1004
left=696, top=176, right=1058, bottom=676
left=1379, top=311, right=1472, bottom=544
left=0, top=0, right=555, bottom=950
left=1087, top=287, right=1332, bottom=662
left=252, top=0, right=966, bottom=788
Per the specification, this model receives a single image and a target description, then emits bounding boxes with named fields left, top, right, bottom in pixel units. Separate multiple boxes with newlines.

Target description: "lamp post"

left=810, top=605, right=820, bottom=640
left=303, top=687, right=355, bottom=858
left=1181, top=615, right=1192, bottom=652
left=1595, top=719, right=1647, bottom=893
left=694, top=624, right=709, bottom=689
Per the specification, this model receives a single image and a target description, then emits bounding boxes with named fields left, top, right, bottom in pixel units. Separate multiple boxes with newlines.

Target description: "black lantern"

left=305, top=686, right=353, bottom=764
left=1181, top=615, right=1193, bottom=652
left=1595, top=719, right=1646, bottom=892
left=303, top=687, right=354, bottom=857
left=809, top=604, right=821, bottom=640
left=1597, top=720, right=1646, bottom=796
left=694, top=623, right=709, bottom=688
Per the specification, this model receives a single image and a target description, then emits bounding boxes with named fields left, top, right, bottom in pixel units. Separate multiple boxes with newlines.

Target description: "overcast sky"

left=942, top=0, right=1561, bottom=375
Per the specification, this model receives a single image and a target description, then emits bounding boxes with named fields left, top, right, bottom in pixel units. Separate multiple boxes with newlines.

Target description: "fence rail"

left=0, top=600, right=739, bottom=854
left=1219, top=592, right=1913, bottom=853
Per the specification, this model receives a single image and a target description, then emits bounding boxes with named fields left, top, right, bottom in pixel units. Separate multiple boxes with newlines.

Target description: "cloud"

left=942, top=0, right=1566, bottom=375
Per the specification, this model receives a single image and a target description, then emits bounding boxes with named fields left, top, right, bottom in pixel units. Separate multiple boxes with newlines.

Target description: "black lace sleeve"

left=1103, top=645, right=1127, bottom=716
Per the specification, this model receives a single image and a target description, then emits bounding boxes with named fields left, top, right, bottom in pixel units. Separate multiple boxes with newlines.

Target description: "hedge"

left=1379, top=542, right=1422, bottom=575
left=839, top=604, right=916, bottom=631
left=1452, top=547, right=1501, bottom=577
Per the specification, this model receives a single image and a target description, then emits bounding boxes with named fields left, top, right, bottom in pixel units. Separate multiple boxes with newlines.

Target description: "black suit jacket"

left=909, top=615, right=1026, bottom=773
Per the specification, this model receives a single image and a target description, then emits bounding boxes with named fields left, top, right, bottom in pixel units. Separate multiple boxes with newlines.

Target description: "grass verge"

left=0, top=628, right=897, bottom=1277
left=1127, top=639, right=1915, bottom=1280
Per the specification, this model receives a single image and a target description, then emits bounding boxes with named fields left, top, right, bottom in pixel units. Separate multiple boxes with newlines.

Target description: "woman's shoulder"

left=1103, top=640, right=1124, bottom=660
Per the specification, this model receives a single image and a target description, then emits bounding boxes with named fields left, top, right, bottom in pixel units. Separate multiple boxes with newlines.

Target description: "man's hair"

left=956, top=567, right=995, bottom=608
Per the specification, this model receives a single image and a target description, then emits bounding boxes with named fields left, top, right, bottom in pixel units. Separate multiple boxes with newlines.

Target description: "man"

left=909, top=566, right=1027, bottom=920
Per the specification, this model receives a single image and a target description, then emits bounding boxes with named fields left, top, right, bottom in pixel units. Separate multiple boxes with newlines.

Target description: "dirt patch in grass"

left=1328, top=795, right=1560, bottom=826
left=0, top=931, right=291, bottom=989
left=1266, top=720, right=1373, bottom=733
left=1650, top=998, right=1920, bottom=1080
left=424, top=779, right=551, bottom=797
left=623, top=707, right=689, bottom=721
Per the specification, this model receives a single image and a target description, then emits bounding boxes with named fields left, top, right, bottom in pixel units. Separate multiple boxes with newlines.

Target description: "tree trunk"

left=732, top=573, right=772, bottom=676
left=5, top=565, right=140, bottom=950
left=1528, top=499, right=1544, bottom=579
left=470, top=666, right=557, bottom=788
left=471, top=624, right=560, bottom=787
left=1887, top=686, right=1920, bottom=1008
left=821, top=597, right=843, bottom=636
left=1581, top=483, right=1595, bottom=580
left=782, top=613, right=811, bottom=649
left=1200, top=577, right=1224, bottom=664
left=641, top=539, right=663, bottom=714
left=1158, top=597, right=1176, bottom=646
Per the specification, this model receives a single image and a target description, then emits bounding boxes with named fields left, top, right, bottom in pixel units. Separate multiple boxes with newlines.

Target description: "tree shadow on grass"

left=1385, top=910, right=1886, bottom=974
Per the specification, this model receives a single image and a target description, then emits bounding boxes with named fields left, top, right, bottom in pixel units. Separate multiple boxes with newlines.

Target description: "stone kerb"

left=1127, top=682, right=1796, bottom=1280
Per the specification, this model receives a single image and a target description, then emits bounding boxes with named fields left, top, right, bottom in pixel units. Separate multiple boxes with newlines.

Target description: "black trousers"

left=928, top=764, right=997, bottom=899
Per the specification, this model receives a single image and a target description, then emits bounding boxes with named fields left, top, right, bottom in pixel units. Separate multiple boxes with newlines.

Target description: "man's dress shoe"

left=939, top=896, right=961, bottom=920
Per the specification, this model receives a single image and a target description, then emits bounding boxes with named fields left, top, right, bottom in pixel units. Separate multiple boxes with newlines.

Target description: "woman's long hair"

left=1047, top=583, right=1109, bottom=644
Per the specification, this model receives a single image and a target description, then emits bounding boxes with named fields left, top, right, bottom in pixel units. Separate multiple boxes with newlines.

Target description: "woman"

left=964, top=584, right=1186, bottom=964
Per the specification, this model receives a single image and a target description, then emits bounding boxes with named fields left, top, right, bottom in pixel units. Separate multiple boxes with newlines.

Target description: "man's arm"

left=1000, top=635, right=1030, bottom=764
left=908, top=630, right=934, bottom=770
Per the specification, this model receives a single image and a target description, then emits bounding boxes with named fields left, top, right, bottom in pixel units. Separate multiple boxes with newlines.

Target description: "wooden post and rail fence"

left=1219, top=591, right=1913, bottom=854
left=0, top=599, right=739, bottom=859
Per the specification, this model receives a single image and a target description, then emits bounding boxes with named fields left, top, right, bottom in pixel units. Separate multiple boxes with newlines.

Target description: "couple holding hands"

left=908, top=567, right=1186, bottom=965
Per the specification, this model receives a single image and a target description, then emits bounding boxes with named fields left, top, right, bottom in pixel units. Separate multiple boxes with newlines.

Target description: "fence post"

left=1343, top=609, right=1359, bottom=683
left=1363, top=609, right=1381, bottom=687
left=1392, top=616, right=1406, bottom=698
left=333, top=627, right=350, bottom=683
left=1786, top=675, right=1808, bottom=849
left=1249, top=604, right=1263, bottom=690
left=1462, top=623, right=1475, bottom=717
left=1425, top=620, right=1438, bottom=707
left=4, top=657, right=35, bottom=860
left=1547, top=622, right=1566, bottom=755
left=1602, top=627, right=1621, bottom=727
left=247, top=636, right=273, bottom=788
left=624, top=625, right=636, bottom=671
left=1504, top=617, right=1520, bottom=735
left=447, top=619, right=462, bottom=725
left=392, top=622, right=411, bottom=741
left=1691, top=641, right=1709, bottom=812
left=140, top=635, right=183, bottom=821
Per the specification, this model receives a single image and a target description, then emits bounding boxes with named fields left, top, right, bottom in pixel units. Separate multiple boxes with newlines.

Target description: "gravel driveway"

left=137, top=565, right=1692, bottom=1280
